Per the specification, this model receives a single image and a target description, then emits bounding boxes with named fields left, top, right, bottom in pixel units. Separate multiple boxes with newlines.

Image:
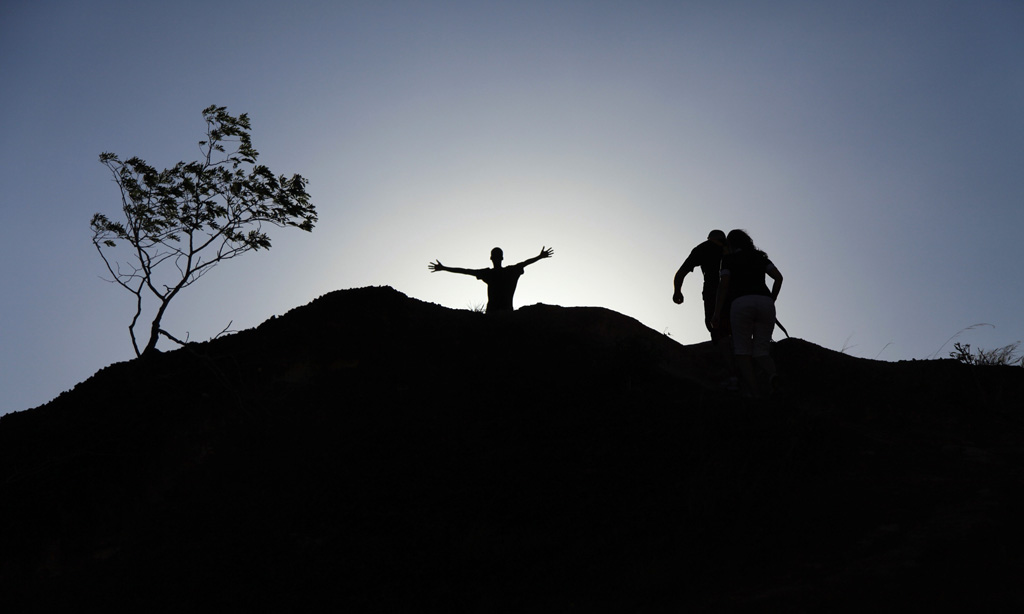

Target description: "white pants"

left=731, top=295, right=776, bottom=356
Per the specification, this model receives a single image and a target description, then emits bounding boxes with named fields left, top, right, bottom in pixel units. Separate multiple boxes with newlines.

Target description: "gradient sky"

left=2, top=0, right=1022, bottom=415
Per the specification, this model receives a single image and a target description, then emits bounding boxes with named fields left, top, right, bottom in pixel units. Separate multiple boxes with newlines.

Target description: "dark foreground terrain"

left=3, top=286, right=1024, bottom=611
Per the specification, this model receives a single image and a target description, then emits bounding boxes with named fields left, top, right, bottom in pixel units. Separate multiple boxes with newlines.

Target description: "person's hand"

left=428, top=260, right=445, bottom=272
left=538, top=246, right=554, bottom=259
left=672, top=291, right=684, bottom=305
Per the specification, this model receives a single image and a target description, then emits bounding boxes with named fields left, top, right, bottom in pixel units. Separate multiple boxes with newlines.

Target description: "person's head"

left=708, top=229, right=726, bottom=247
left=726, top=229, right=756, bottom=252
left=490, top=247, right=504, bottom=267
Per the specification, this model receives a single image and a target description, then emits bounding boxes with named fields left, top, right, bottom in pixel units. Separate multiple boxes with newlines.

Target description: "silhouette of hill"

left=3, top=286, right=1024, bottom=611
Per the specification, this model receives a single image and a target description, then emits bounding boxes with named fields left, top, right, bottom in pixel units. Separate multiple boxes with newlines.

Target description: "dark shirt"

left=720, top=250, right=773, bottom=298
left=681, top=240, right=725, bottom=297
left=475, top=265, right=525, bottom=313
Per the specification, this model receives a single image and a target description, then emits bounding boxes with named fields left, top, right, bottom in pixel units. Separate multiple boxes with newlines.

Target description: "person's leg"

left=734, top=355, right=757, bottom=395
left=754, top=354, right=776, bottom=378
left=704, top=293, right=735, bottom=385
left=730, top=297, right=758, bottom=395
left=751, top=297, right=777, bottom=391
left=702, top=291, right=718, bottom=341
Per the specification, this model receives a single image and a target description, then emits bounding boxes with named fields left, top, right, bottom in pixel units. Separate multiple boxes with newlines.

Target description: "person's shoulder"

left=698, top=240, right=721, bottom=253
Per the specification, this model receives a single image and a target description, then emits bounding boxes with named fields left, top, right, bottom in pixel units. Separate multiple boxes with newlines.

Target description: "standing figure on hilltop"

left=429, top=246, right=554, bottom=313
left=673, top=230, right=729, bottom=343
left=712, top=229, right=783, bottom=397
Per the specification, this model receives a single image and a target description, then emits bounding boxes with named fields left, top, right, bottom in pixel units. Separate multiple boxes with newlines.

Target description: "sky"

left=2, top=0, right=1023, bottom=415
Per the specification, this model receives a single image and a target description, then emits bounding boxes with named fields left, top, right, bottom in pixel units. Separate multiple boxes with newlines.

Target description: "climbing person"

left=711, top=229, right=783, bottom=397
left=673, top=230, right=729, bottom=343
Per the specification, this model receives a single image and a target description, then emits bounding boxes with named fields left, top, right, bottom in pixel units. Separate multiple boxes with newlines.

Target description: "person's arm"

left=672, top=247, right=702, bottom=304
left=711, top=271, right=730, bottom=329
left=672, top=265, right=689, bottom=304
left=428, top=260, right=479, bottom=276
left=515, top=246, right=554, bottom=268
left=767, top=263, right=783, bottom=301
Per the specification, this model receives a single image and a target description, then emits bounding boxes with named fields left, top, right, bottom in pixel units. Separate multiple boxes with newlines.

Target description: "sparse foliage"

left=929, top=323, right=994, bottom=359
left=91, top=105, right=317, bottom=357
left=950, top=341, right=1024, bottom=367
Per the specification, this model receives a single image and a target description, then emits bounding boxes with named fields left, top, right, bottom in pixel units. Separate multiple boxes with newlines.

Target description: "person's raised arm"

left=516, top=246, right=554, bottom=268
left=428, top=260, right=478, bottom=276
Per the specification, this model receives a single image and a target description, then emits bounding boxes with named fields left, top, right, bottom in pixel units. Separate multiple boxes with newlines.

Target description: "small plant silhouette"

left=949, top=341, right=1024, bottom=367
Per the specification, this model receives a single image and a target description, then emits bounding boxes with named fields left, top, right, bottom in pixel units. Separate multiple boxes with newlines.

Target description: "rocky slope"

left=2, top=286, right=1023, bottom=611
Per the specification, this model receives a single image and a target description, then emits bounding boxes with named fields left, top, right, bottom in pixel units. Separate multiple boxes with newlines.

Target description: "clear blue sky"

left=2, top=0, right=1022, bottom=415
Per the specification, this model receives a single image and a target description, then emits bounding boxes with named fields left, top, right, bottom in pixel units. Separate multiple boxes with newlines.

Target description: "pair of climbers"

left=673, top=229, right=784, bottom=396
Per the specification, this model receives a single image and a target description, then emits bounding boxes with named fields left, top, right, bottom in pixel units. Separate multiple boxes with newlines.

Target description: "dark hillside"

left=2, top=286, right=1024, bottom=611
